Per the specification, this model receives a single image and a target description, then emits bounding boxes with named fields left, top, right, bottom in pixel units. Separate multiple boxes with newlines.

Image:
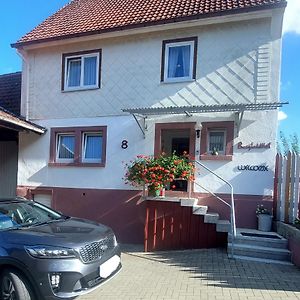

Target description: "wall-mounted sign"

left=237, top=165, right=269, bottom=172
left=237, top=142, right=271, bottom=151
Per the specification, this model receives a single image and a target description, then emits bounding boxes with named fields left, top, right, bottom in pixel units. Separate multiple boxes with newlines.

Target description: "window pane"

left=209, top=132, right=225, bottom=152
left=67, top=59, right=81, bottom=87
left=84, top=56, right=97, bottom=86
left=84, top=133, right=102, bottom=161
left=168, top=45, right=191, bottom=78
left=58, top=135, right=75, bottom=159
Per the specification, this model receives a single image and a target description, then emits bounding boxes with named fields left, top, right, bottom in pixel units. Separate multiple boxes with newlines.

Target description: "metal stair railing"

left=190, top=160, right=237, bottom=256
left=193, top=180, right=231, bottom=209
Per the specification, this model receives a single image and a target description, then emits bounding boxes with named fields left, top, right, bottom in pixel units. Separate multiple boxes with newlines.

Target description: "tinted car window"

left=0, top=201, right=63, bottom=230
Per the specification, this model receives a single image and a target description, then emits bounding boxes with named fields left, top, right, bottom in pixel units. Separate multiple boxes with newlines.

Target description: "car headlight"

left=113, top=234, right=118, bottom=247
left=25, top=246, right=77, bottom=259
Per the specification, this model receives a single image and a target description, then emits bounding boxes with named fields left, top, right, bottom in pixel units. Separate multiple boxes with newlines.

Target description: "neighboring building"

left=12, top=0, right=287, bottom=243
left=0, top=72, right=45, bottom=198
left=0, top=72, right=21, bottom=116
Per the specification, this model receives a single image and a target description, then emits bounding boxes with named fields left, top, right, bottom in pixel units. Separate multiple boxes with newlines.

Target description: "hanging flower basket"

left=148, top=185, right=165, bottom=198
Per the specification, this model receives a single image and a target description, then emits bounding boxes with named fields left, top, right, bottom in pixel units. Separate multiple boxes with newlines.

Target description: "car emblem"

left=100, top=244, right=108, bottom=251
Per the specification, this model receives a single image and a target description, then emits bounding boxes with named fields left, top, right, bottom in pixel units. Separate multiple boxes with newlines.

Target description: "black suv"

left=0, top=198, right=121, bottom=300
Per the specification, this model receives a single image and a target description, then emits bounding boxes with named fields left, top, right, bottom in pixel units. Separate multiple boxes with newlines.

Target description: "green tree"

left=290, top=133, right=300, bottom=154
left=277, top=131, right=300, bottom=155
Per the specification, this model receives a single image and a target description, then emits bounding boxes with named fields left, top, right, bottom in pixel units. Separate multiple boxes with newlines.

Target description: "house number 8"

left=121, top=140, right=128, bottom=149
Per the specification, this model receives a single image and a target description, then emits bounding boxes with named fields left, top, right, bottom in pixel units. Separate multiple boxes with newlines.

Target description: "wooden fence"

left=274, top=152, right=300, bottom=223
left=144, top=199, right=227, bottom=252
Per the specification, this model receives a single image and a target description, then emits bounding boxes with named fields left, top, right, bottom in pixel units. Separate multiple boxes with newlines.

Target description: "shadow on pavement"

left=122, top=246, right=300, bottom=293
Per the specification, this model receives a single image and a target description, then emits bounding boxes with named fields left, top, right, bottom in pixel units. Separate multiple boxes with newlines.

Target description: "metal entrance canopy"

left=122, top=102, right=288, bottom=138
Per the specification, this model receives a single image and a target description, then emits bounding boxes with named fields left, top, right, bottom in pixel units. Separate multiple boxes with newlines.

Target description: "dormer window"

left=161, top=37, right=197, bottom=83
left=62, top=49, right=101, bottom=91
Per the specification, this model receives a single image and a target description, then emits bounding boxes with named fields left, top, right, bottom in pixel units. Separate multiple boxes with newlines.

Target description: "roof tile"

left=0, top=72, right=21, bottom=116
left=14, top=0, right=286, bottom=47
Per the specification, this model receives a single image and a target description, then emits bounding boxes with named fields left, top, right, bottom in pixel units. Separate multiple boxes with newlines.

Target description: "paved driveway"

left=79, top=246, right=300, bottom=300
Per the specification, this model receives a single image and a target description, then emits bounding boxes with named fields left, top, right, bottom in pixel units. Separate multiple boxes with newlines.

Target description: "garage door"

left=33, top=194, right=52, bottom=208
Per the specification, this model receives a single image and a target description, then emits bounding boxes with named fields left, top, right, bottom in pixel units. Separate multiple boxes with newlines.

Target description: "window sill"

left=48, top=162, right=105, bottom=167
left=62, top=86, right=99, bottom=93
left=199, top=155, right=232, bottom=161
left=161, top=78, right=195, bottom=84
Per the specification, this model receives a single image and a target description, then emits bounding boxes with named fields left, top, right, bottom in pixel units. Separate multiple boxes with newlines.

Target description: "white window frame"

left=56, top=133, right=75, bottom=163
left=164, top=40, right=195, bottom=83
left=64, top=52, right=100, bottom=91
left=207, top=129, right=226, bottom=155
left=82, top=132, right=102, bottom=163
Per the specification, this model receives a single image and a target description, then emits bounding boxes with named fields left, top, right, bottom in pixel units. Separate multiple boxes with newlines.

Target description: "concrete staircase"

left=228, top=228, right=292, bottom=265
left=147, top=196, right=292, bottom=265
left=175, top=198, right=292, bottom=265
left=178, top=197, right=231, bottom=233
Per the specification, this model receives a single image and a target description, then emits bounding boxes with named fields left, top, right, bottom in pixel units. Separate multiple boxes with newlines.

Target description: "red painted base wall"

left=17, top=186, right=274, bottom=245
left=17, top=186, right=145, bottom=244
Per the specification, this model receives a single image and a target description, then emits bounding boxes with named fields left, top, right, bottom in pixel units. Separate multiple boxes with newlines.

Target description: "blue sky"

left=0, top=0, right=299, bottom=137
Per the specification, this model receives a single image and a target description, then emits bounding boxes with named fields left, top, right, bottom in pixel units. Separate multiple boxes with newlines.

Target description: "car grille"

left=79, top=234, right=115, bottom=263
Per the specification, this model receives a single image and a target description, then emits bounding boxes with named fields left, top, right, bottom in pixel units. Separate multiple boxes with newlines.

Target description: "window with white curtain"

left=208, top=130, right=226, bottom=154
left=63, top=50, right=100, bottom=91
left=56, top=134, right=75, bottom=162
left=162, top=38, right=197, bottom=82
left=82, top=132, right=103, bottom=162
left=50, top=126, right=107, bottom=167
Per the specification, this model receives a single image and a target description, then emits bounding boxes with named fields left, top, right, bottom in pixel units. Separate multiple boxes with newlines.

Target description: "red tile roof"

left=13, top=0, right=286, bottom=48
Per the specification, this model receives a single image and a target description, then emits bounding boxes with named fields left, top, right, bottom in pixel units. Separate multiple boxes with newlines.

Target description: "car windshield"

left=0, top=201, right=64, bottom=230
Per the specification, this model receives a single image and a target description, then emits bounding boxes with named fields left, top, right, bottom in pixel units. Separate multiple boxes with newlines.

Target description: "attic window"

left=62, top=49, right=101, bottom=91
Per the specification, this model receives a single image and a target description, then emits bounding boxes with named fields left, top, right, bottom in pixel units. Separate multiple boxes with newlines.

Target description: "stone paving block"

left=78, top=247, right=300, bottom=300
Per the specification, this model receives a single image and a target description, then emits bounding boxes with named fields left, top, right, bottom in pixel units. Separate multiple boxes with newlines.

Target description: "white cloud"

left=283, top=0, right=300, bottom=35
left=278, top=110, right=288, bottom=121
left=280, top=80, right=292, bottom=91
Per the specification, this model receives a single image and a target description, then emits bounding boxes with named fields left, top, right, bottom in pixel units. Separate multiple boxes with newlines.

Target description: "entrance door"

left=171, top=137, right=190, bottom=156
left=154, top=123, right=196, bottom=192
left=161, top=130, right=190, bottom=156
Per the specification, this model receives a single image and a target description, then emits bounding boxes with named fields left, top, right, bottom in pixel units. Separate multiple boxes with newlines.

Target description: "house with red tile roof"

left=13, top=0, right=287, bottom=246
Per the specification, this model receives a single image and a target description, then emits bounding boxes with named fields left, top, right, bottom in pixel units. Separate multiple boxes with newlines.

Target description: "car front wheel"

left=0, top=269, right=33, bottom=300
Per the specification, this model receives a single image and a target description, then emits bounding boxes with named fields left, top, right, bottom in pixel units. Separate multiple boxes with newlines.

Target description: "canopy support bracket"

left=132, top=114, right=147, bottom=138
left=235, top=110, right=244, bottom=137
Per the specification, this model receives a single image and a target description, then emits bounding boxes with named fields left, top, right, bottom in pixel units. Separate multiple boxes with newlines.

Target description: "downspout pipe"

left=16, top=49, right=30, bottom=121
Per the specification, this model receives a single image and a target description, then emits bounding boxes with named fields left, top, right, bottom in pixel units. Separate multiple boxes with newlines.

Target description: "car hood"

left=2, top=217, right=113, bottom=248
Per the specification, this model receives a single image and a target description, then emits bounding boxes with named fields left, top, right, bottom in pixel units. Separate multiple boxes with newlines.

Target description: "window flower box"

left=124, top=153, right=195, bottom=196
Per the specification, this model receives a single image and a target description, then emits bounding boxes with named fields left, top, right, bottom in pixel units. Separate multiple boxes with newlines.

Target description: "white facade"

left=18, top=109, right=277, bottom=195
left=18, top=9, right=284, bottom=197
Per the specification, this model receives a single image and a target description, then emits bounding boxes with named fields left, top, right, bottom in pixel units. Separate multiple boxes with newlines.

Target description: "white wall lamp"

left=195, top=123, right=202, bottom=138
